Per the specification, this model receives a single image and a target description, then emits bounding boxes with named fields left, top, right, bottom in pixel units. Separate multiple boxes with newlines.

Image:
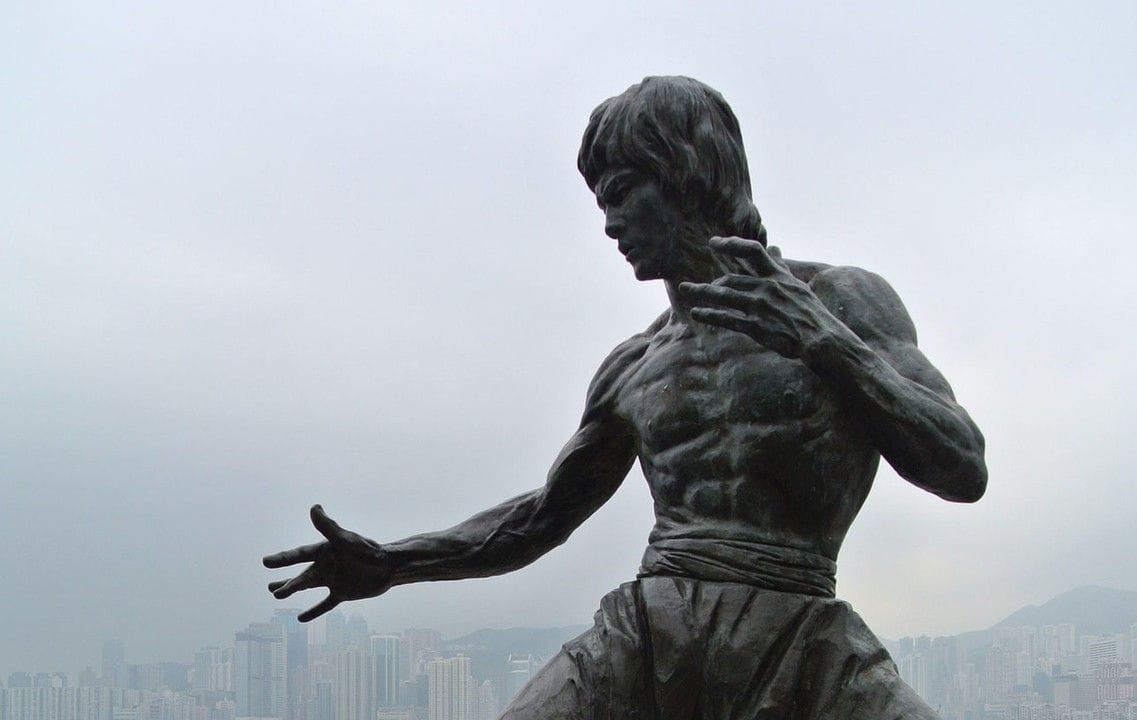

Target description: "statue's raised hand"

left=679, top=236, right=831, bottom=359
left=263, top=505, right=394, bottom=622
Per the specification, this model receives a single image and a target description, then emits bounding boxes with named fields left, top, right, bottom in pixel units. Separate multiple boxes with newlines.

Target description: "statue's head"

left=578, top=76, right=765, bottom=248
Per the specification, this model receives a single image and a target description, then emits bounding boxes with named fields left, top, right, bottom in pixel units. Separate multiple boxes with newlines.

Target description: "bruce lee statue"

left=265, top=76, right=986, bottom=719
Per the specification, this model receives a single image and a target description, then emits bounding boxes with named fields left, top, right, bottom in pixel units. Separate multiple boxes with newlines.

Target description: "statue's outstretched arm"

left=263, top=340, right=644, bottom=622
left=679, top=235, right=987, bottom=502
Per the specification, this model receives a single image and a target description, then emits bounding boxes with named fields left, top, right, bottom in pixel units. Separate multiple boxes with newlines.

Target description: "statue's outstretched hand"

left=679, top=236, right=831, bottom=359
left=263, top=505, right=394, bottom=622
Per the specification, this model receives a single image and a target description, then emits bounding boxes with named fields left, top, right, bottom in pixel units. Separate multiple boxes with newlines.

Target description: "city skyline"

left=6, top=588, right=1137, bottom=720
left=7, top=583, right=1137, bottom=679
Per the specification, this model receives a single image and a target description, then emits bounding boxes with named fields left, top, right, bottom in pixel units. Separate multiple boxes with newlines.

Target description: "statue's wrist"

left=802, top=323, right=857, bottom=376
left=802, top=326, right=837, bottom=369
left=372, top=545, right=406, bottom=585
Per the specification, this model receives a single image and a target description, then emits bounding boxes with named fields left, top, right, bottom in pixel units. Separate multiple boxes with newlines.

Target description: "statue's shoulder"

left=774, top=250, right=832, bottom=284
left=803, top=262, right=919, bottom=347
left=583, top=311, right=669, bottom=417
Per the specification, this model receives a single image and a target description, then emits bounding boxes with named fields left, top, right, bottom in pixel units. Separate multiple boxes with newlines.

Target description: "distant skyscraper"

left=427, top=657, right=470, bottom=720
left=100, top=641, right=124, bottom=688
left=503, top=655, right=537, bottom=705
left=401, top=629, right=441, bottom=681
left=1087, top=637, right=1120, bottom=671
left=194, top=646, right=233, bottom=693
left=333, top=649, right=373, bottom=720
left=325, top=613, right=348, bottom=651
left=273, top=610, right=309, bottom=673
left=369, top=635, right=401, bottom=708
left=235, top=622, right=287, bottom=719
left=473, top=680, right=498, bottom=720
left=312, top=681, right=333, bottom=720
left=273, top=610, right=308, bottom=720
left=345, top=616, right=370, bottom=651
left=983, top=644, right=1015, bottom=703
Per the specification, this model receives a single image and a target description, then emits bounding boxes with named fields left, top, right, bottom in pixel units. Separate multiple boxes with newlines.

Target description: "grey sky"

left=2, top=1, right=1135, bottom=677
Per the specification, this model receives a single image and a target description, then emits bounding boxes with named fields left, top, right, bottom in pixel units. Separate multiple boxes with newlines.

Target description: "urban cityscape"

left=892, top=619, right=1137, bottom=719
left=0, top=609, right=574, bottom=720
left=3, top=587, right=1136, bottom=720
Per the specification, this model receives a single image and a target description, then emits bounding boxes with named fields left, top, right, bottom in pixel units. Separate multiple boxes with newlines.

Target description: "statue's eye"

left=600, top=183, right=629, bottom=209
left=596, top=173, right=637, bottom=210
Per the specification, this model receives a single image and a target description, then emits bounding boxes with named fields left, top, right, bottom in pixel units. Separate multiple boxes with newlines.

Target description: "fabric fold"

left=638, top=536, right=837, bottom=597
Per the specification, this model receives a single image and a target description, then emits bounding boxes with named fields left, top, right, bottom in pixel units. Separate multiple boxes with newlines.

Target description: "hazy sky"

left=3, top=1, right=1135, bottom=677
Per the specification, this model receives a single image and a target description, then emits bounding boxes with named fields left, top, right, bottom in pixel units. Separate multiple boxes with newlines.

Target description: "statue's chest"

left=617, top=330, right=828, bottom=450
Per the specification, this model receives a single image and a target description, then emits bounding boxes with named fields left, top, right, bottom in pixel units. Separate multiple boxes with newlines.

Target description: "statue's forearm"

left=381, top=488, right=572, bottom=586
left=807, top=326, right=987, bottom=501
left=378, top=413, right=633, bottom=586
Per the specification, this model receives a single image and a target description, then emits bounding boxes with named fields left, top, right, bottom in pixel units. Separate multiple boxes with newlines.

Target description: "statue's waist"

left=638, top=536, right=837, bottom=598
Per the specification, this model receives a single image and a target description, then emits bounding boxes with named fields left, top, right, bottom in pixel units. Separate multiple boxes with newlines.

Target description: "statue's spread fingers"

left=263, top=542, right=325, bottom=568
left=679, top=282, right=752, bottom=312
left=298, top=595, right=341, bottom=623
left=310, top=504, right=348, bottom=542
left=709, top=236, right=779, bottom=275
left=272, top=567, right=322, bottom=600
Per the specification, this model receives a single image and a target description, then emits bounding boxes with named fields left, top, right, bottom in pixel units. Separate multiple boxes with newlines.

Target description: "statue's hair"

left=578, top=76, right=766, bottom=246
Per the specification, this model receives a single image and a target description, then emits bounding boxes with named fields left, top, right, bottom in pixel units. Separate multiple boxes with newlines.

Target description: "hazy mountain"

left=880, top=585, right=1137, bottom=656
left=992, top=585, right=1137, bottom=636
left=443, top=625, right=590, bottom=680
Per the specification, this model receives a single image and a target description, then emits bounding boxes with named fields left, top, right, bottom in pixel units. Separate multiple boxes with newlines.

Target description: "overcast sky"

left=2, top=1, right=1135, bottom=677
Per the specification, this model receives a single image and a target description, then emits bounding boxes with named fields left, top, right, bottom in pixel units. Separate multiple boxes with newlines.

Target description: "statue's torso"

left=614, top=315, right=879, bottom=560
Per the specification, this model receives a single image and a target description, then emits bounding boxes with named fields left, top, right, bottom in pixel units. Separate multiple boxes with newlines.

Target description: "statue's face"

left=595, top=170, right=686, bottom=281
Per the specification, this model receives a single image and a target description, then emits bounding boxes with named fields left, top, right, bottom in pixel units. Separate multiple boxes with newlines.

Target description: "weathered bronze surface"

left=265, top=76, right=986, bottom=718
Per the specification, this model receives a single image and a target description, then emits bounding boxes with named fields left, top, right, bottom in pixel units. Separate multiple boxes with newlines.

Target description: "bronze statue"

left=265, top=76, right=986, bottom=719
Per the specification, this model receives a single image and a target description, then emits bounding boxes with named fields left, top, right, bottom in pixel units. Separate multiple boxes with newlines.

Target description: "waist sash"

left=638, top=537, right=837, bottom=598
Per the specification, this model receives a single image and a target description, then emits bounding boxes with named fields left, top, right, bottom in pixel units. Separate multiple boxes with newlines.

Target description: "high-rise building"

left=473, top=681, right=498, bottom=720
left=369, top=636, right=401, bottom=708
left=984, top=644, right=1015, bottom=703
left=427, top=657, right=470, bottom=720
left=333, top=650, right=373, bottom=720
left=311, top=682, right=332, bottom=720
left=345, top=617, right=369, bottom=651
left=325, top=614, right=348, bottom=652
left=193, top=647, right=233, bottom=694
left=401, top=630, right=441, bottom=682
left=234, top=623, right=287, bottom=719
left=898, top=653, right=928, bottom=700
left=101, top=642, right=125, bottom=688
left=1088, top=637, right=1120, bottom=672
left=272, top=611, right=308, bottom=720
left=503, top=655, right=538, bottom=706
left=272, top=611, right=309, bottom=675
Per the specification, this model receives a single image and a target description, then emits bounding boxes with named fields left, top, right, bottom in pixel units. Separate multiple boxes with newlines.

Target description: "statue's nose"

left=604, top=215, right=624, bottom=240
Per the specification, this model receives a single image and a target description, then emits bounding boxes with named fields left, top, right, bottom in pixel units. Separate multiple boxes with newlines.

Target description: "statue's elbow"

left=944, top=455, right=987, bottom=503
left=945, top=424, right=987, bottom=503
left=953, top=472, right=987, bottom=503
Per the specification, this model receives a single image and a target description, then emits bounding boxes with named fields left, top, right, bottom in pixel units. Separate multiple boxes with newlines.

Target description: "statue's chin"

left=632, top=265, right=662, bottom=282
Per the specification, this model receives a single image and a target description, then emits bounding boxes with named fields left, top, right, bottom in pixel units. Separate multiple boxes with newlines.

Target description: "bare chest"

left=615, top=326, right=834, bottom=454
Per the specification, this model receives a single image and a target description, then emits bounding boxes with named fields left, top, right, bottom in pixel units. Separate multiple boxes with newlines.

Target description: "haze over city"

left=3, top=0, right=1135, bottom=681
